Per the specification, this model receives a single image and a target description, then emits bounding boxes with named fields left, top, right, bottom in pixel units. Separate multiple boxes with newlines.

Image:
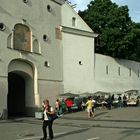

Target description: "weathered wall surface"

left=94, top=54, right=140, bottom=93
left=0, top=0, right=63, bottom=118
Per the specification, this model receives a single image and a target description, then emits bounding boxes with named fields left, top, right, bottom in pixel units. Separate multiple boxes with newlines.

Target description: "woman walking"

left=40, top=99, right=55, bottom=140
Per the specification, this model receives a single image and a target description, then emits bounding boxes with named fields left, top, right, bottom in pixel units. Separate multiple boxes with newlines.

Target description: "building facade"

left=93, top=54, right=140, bottom=93
left=0, top=0, right=64, bottom=119
left=62, top=2, right=140, bottom=95
left=0, top=0, right=140, bottom=119
left=61, top=3, right=98, bottom=94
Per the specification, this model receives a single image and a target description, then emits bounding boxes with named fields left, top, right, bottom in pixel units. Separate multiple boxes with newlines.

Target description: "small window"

left=138, top=70, right=139, bottom=78
left=23, top=0, right=28, bottom=3
left=106, top=65, right=108, bottom=75
left=118, top=67, right=120, bottom=76
left=43, top=34, right=48, bottom=42
left=44, top=61, right=50, bottom=67
left=79, top=61, right=83, bottom=65
left=72, top=17, right=76, bottom=26
left=47, top=5, right=52, bottom=12
left=0, top=23, right=6, bottom=31
left=129, top=68, right=131, bottom=77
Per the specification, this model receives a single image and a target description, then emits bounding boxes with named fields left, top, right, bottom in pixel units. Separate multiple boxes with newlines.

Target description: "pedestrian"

left=65, top=98, right=73, bottom=112
left=118, top=95, right=122, bottom=108
left=55, top=99, right=61, bottom=115
left=42, top=99, right=46, bottom=109
left=81, top=100, right=86, bottom=111
left=111, top=94, right=115, bottom=107
left=86, top=96, right=94, bottom=118
left=81, top=97, right=87, bottom=111
left=123, top=95, right=127, bottom=107
left=92, top=97, right=96, bottom=113
left=61, top=99, right=66, bottom=114
left=106, top=95, right=112, bottom=110
left=40, top=99, right=54, bottom=140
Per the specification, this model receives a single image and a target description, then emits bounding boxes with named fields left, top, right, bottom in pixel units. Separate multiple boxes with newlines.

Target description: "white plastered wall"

left=0, top=0, right=63, bottom=118
left=93, top=54, right=140, bottom=93
left=63, top=33, right=95, bottom=94
left=62, top=2, right=96, bottom=94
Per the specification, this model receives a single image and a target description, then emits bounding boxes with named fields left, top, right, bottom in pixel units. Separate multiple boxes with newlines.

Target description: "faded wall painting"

left=13, top=24, right=31, bottom=52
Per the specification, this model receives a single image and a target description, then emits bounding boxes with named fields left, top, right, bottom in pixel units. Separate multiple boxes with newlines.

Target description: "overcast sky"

left=69, top=0, right=140, bottom=23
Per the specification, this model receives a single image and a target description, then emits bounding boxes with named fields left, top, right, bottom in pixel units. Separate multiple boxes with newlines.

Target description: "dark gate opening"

left=8, top=72, right=26, bottom=118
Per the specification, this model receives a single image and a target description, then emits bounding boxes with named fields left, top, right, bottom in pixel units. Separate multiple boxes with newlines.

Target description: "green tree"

left=78, top=0, right=140, bottom=61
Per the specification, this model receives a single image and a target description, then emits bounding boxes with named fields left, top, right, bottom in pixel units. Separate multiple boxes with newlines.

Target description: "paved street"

left=0, top=107, right=140, bottom=140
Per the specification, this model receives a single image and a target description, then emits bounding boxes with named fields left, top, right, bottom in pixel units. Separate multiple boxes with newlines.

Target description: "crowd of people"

left=89, top=94, right=133, bottom=109
left=40, top=96, right=96, bottom=140
left=40, top=94, right=138, bottom=140
left=40, top=97, right=77, bottom=140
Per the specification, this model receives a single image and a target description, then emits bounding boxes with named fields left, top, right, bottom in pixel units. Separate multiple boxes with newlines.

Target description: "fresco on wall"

left=13, top=24, right=31, bottom=52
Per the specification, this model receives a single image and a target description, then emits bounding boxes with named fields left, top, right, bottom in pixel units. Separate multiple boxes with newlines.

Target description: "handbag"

left=48, top=113, right=58, bottom=121
left=51, top=113, right=58, bottom=121
left=47, top=106, right=58, bottom=121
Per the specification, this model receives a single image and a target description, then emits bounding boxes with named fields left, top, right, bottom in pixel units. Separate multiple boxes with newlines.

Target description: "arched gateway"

left=8, top=59, right=40, bottom=118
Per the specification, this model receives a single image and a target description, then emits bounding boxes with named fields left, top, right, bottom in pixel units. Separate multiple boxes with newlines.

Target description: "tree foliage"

left=78, top=0, right=140, bottom=61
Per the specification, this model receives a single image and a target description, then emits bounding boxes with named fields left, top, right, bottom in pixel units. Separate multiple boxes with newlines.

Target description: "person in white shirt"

left=40, top=99, right=55, bottom=140
left=92, top=98, right=96, bottom=113
left=55, top=99, right=60, bottom=115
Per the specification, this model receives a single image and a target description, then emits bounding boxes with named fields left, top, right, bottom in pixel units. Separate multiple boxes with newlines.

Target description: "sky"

left=68, top=0, right=140, bottom=23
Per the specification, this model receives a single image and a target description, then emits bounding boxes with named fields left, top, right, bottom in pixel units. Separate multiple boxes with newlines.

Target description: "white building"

left=61, top=3, right=98, bottom=94
left=0, top=0, right=64, bottom=118
left=62, top=2, right=140, bottom=95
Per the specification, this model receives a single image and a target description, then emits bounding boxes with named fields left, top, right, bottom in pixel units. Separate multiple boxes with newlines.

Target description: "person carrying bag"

left=40, top=99, right=56, bottom=140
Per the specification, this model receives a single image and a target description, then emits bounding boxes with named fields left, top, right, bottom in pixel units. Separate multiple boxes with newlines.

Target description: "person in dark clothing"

left=118, top=96, right=122, bottom=108
left=111, top=94, right=115, bottom=107
left=106, top=96, right=112, bottom=109
left=123, top=95, right=127, bottom=107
